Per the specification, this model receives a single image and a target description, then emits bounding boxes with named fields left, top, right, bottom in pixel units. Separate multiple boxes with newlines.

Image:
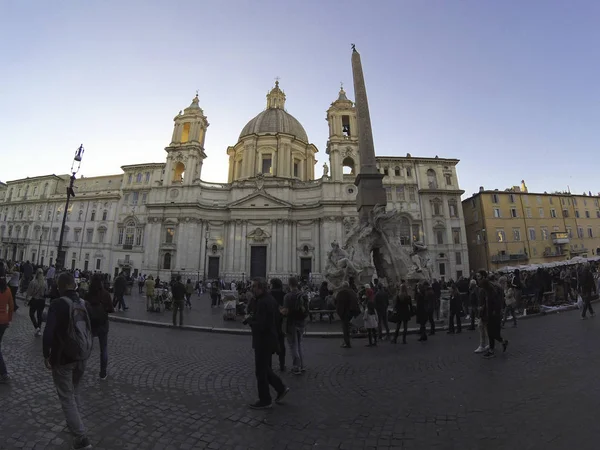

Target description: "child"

left=363, top=301, right=379, bottom=347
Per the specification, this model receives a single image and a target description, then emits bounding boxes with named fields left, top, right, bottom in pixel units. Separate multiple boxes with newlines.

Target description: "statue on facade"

left=322, top=162, right=329, bottom=177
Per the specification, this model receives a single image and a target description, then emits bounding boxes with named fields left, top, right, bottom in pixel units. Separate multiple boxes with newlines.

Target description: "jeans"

left=172, top=299, right=184, bottom=326
left=341, top=318, right=351, bottom=347
left=138, top=283, right=144, bottom=294
left=367, top=328, right=377, bottom=345
left=113, top=293, right=127, bottom=310
left=486, top=316, right=504, bottom=351
left=502, top=305, right=518, bottom=326
left=448, top=309, right=462, bottom=333
left=277, top=333, right=286, bottom=369
left=9, top=286, right=17, bottom=309
left=29, top=298, right=45, bottom=329
left=52, top=361, right=87, bottom=440
left=286, top=325, right=304, bottom=370
left=394, top=320, right=408, bottom=343
left=185, top=293, right=192, bottom=308
left=582, top=294, right=595, bottom=318
left=0, top=324, right=7, bottom=375
left=254, top=345, right=285, bottom=404
left=97, top=329, right=108, bottom=376
left=377, top=308, right=390, bottom=339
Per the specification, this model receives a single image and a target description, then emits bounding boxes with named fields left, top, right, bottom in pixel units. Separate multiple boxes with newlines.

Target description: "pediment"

left=228, top=191, right=292, bottom=209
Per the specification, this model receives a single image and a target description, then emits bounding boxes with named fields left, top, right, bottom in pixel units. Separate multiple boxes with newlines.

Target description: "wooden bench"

left=309, top=310, right=336, bottom=323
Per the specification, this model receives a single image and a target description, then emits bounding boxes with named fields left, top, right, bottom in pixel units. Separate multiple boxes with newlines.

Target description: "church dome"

left=238, top=81, right=309, bottom=143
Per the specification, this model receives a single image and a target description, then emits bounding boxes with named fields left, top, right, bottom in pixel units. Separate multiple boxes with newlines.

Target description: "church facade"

left=0, top=82, right=469, bottom=283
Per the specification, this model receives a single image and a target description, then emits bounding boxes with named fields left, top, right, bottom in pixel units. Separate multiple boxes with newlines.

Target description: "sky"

left=1, top=0, right=599, bottom=199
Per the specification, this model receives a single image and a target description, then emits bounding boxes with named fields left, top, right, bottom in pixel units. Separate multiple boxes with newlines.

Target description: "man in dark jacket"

left=580, top=267, right=597, bottom=319
left=247, top=278, right=289, bottom=409
left=171, top=275, right=186, bottom=327
left=336, top=282, right=359, bottom=348
left=42, top=272, right=92, bottom=450
left=112, top=272, right=128, bottom=311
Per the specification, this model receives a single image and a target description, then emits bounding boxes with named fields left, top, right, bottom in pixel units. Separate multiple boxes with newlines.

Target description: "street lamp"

left=203, top=224, right=210, bottom=281
left=56, top=144, right=84, bottom=271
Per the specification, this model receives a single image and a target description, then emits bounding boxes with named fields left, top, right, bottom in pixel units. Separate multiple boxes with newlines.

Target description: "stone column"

left=240, top=221, right=247, bottom=277
left=227, top=221, right=235, bottom=275
left=283, top=220, right=290, bottom=275
left=291, top=221, right=297, bottom=274
left=270, top=221, right=277, bottom=274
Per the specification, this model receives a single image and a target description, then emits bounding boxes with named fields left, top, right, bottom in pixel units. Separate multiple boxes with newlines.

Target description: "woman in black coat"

left=392, top=283, right=412, bottom=344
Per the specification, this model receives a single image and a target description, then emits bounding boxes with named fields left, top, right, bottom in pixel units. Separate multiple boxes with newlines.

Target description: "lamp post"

left=56, top=145, right=84, bottom=271
left=203, top=224, right=210, bottom=281
left=36, top=233, right=43, bottom=265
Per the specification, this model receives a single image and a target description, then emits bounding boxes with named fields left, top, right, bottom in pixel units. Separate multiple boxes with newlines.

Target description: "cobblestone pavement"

left=1, top=307, right=599, bottom=450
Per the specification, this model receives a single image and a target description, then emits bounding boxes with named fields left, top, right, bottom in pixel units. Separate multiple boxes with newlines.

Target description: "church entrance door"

left=208, top=256, right=220, bottom=279
left=300, top=257, right=312, bottom=281
left=250, top=246, right=267, bottom=279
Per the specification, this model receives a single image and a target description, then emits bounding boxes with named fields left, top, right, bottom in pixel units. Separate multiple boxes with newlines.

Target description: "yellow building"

left=462, top=181, right=600, bottom=271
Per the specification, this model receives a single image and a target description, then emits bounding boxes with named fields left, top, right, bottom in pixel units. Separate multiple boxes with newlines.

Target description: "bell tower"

left=325, top=85, right=359, bottom=182
left=164, top=94, right=209, bottom=186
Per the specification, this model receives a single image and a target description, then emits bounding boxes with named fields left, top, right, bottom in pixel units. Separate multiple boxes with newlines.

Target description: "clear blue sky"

left=1, top=0, right=599, bottom=198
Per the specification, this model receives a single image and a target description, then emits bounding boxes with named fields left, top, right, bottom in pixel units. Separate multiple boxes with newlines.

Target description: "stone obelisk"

left=352, top=46, right=387, bottom=221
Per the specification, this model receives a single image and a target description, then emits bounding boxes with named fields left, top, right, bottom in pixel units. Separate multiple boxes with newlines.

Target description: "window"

left=165, top=227, right=175, bottom=243
left=509, top=194, right=515, bottom=203
left=567, top=227, right=573, bottom=239
left=163, top=253, right=171, bottom=270
left=549, top=197, right=553, bottom=205
left=455, top=252, right=462, bottom=265
left=550, top=209, right=557, bottom=218
left=541, top=227, right=548, bottom=240
left=536, top=196, right=542, bottom=205
left=493, top=208, right=501, bottom=218
left=385, top=187, right=392, bottom=201
left=445, top=174, right=452, bottom=185
left=74, top=229, right=81, bottom=242
left=538, top=208, right=544, bottom=218
left=394, top=166, right=401, bottom=176
left=33, top=186, right=37, bottom=195
left=96, top=259, right=101, bottom=270
left=525, top=208, right=532, bottom=218
left=52, top=228, right=58, bottom=240
left=145, top=172, right=150, bottom=183
left=573, top=198, right=578, bottom=206
left=399, top=217, right=411, bottom=245
left=47, top=210, right=52, bottom=221
left=43, top=183, right=48, bottom=195
left=135, top=228, right=143, bottom=246
left=436, top=230, right=444, bottom=245
left=395, top=186, right=405, bottom=201
left=261, top=155, right=272, bottom=174
left=439, top=263, right=446, bottom=276
left=383, top=167, right=389, bottom=176
left=585, top=210, right=590, bottom=218
left=86, top=229, right=93, bottom=243
left=588, top=228, right=593, bottom=238
left=496, top=229, right=506, bottom=242
left=448, top=201, right=458, bottom=217
left=433, top=202, right=441, bottom=216
left=125, top=222, right=135, bottom=246
left=142, top=193, right=147, bottom=204
left=118, top=228, right=124, bottom=245
left=491, top=194, right=499, bottom=203
left=456, top=270, right=463, bottom=279
left=341, top=115, right=351, bottom=136
left=102, top=210, right=108, bottom=221
left=452, top=228, right=461, bottom=244
left=412, top=225, right=420, bottom=242
left=127, top=174, right=132, bottom=184
left=406, top=167, right=412, bottom=177
left=136, top=173, right=142, bottom=183
left=293, top=160, right=299, bottom=178
left=90, top=210, right=95, bottom=221
left=408, top=187, right=416, bottom=202
left=523, top=196, right=529, bottom=206
left=427, top=169, right=438, bottom=189
left=132, top=192, right=139, bottom=205
left=577, top=227, right=583, bottom=239
left=510, top=208, right=518, bottom=218
left=529, top=228, right=536, bottom=240
left=98, top=229, right=105, bottom=243
left=513, top=228, right=521, bottom=241
left=562, top=209, right=569, bottom=218
left=575, top=210, right=580, bottom=218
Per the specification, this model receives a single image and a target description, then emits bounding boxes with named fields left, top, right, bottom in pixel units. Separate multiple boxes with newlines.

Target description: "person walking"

left=85, top=273, right=114, bottom=380
left=137, top=274, right=145, bottom=294
left=335, top=281, right=358, bottom=348
left=374, top=284, right=390, bottom=340
left=282, top=277, right=308, bottom=375
left=185, top=279, right=194, bottom=309
left=8, top=268, right=20, bottom=312
left=580, top=266, right=597, bottom=319
left=468, top=279, right=478, bottom=331
left=145, top=275, right=155, bottom=311
left=42, top=272, right=94, bottom=450
left=112, top=273, right=128, bottom=311
left=45, top=264, right=56, bottom=290
left=171, top=275, right=186, bottom=327
left=26, top=268, right=47, bottom=336
left=0, top=277, right=15, bottom=384
left=447, top=284, right=462, bottom=334
left=500, top=276, right=518, bottom=328
left=478, top=272, right=508, bottom=359
left=269, top=278, right=286, bottom=372
left=363, top=301, right=379, bottom=347
left=391, top=283, right=412, bottom=344
left=246, top=278, right=289, bottom=409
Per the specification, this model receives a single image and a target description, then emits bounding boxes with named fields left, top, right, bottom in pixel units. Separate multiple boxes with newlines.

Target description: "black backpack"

left=291, top=292, right=309, bottom=321
left=86, top=301, right=108, bottom=330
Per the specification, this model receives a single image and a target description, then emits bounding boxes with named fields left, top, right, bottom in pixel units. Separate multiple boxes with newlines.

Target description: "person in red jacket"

left=0, top=277, right=15, bottom=384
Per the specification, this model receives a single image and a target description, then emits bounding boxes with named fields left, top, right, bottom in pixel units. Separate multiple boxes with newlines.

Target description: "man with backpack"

left=43, top=272, right=94, bottom=450
left=282, top=277, right=308, bottom=375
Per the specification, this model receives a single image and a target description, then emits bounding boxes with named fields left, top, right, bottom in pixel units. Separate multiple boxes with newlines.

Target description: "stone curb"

left=108, top=301, right=597, bottom=338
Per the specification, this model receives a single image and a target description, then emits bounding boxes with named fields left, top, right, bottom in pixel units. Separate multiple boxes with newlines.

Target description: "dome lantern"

left=266, top=80, right=286, bottom=109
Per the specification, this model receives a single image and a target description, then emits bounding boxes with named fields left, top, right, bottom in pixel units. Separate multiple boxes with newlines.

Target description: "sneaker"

left=248, top=401, right=272, bottom=410
left=502, top=340, right=509, bottom=353
left=73, top=437, right=92, bottom=449
left=99, top=373, right=107, bottom=381
left=483, top=350, right=496, bottom=359
left=474, top=346, right=486, bottom=354
left=275, top=387, right=290, bottom=404
left=340, top=343, right=351, bottom=348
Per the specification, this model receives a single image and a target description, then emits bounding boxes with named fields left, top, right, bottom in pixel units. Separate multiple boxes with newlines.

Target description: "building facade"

left=462, top=181, right=600, bottom=271
left=0, top=83, right=469, bottom=282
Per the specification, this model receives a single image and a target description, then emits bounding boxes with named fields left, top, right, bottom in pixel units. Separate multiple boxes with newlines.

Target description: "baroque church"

left=0, top=82, right=469, bottom=283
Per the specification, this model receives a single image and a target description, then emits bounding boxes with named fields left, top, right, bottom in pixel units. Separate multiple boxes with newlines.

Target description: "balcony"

left=571, top=247, right=588, bottom=255
left=543, top=249, right=565, bottom=257
left=551, top=232, right=570, bottom=245
left=122, top=244, right=133, bottom=250
left=491, top=253, right=529, bottom=263
left=118, top=259, right=133, bottom=266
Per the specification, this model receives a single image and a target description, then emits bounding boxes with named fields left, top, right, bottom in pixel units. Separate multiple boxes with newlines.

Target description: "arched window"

left=125, top=221, right=135, bottom=246
left=173, top=162, right=185, bottom=183
left=394, top=166, right=401, bottom=176
left=163, top=253, right=171, bottom=270
left=427, top=169, right=438, bottom=189
left=399, top=217, right=411, bottom=246
left=33, top=186, right=37, bottom=195
left=102, top=210, right=108, bottom=221
left=23, top=225, right=29, bottom=238
left=342, top=157, right=355, bottom=175
left=136, top=173, right=142, bottom=183
left=78, top=210, right=84, bottom=221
